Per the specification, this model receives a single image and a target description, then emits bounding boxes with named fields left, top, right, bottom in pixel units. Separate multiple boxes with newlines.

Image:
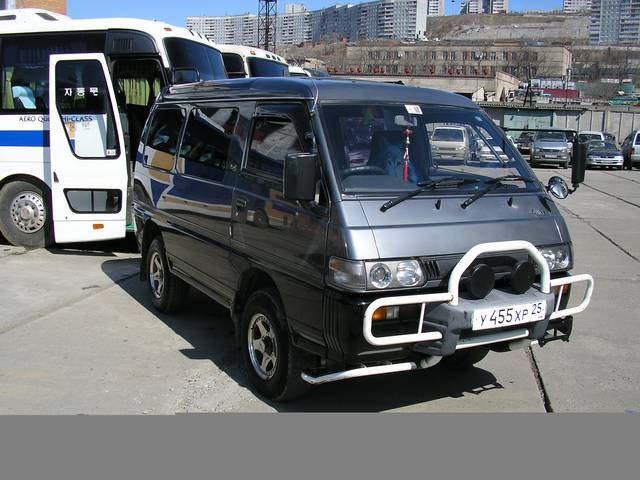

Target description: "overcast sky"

left=70, top=0, right=563, bottom=28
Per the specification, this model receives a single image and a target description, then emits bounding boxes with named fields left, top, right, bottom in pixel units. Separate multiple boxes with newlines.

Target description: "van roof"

left=162, top=77, right=479, bottom=109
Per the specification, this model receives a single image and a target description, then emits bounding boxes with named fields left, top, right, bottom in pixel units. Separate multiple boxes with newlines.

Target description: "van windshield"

left=321, top=104, right=535, bottom=194
left=432, top=128, right=464, bottom=142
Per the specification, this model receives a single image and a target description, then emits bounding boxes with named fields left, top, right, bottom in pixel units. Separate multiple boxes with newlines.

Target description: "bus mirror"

left=571, top=142, right=586, bottom=187
left=171, top=68, right=200, bottom=84
left=284, top=153, right=317, bottom=202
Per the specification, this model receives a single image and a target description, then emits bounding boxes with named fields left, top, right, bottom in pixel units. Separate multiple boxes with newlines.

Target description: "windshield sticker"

left=405, top=105, right=422, bottom=115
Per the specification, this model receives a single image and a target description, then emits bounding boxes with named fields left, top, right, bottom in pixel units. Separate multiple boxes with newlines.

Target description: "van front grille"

left=422, top=259, right=441, bottom=281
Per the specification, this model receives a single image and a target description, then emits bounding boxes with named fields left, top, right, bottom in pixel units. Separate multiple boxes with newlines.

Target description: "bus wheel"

left=0, top=181, right=52, bottom=248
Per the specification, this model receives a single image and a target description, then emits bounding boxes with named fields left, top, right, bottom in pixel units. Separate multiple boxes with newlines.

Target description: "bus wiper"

left=380, top=177, right=480, bottom=212
left=460, top=175, right=535, bottom=210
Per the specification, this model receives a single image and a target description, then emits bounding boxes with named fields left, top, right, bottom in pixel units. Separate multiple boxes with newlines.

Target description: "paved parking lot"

left=1, top=168, right=638, bottom=413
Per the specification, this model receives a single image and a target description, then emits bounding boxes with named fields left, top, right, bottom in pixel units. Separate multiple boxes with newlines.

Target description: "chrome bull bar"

left=300, top=241, right=594, bottom=386
left=363, top=240, right=594, bottom=348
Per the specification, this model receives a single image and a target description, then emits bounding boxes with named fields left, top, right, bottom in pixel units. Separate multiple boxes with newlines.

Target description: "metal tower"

left=258, top=0, right=277, bottom=53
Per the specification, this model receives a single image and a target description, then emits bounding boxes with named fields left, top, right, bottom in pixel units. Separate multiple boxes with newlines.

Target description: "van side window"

left=246, top=103, right=312, bottom=182
left=144, top=108, right=185, bottom=171
left=180, top=107, right=238, bottom=182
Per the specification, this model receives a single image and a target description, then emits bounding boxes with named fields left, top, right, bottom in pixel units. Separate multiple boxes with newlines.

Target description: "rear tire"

left=443, top=347, right=489, bottom=370
left=241, top=288, right=310, bottom=401
left=146, top=237, right=189, bottom=313
left=0, top=180, right=53, bottom=248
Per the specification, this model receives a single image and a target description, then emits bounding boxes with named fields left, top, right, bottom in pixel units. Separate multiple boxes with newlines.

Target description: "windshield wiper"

left=380, top=177, right=480, bottom=212
left=460, top=175, right=535, bottom=210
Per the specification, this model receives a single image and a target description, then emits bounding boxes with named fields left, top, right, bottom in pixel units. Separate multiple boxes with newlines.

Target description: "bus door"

left=48, top=54, right=127, bottom=243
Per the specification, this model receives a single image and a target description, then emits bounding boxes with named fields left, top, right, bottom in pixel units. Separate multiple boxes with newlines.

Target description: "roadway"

left=0, top=168, right=638, bottom=413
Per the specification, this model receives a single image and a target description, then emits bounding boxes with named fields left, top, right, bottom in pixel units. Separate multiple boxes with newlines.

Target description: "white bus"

left=218, top=45, right=289, bottom=79
left=0, top=9, right=227, bottom=247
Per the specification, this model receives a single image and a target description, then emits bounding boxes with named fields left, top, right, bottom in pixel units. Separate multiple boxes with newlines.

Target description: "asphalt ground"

left=0, top=167, right=638, bottom=413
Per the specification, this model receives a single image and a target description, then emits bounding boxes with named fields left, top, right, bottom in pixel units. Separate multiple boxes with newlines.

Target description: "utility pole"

left=258, top=0, right=277, bottom=53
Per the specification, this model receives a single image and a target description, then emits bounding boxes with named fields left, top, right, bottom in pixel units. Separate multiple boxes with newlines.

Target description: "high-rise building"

left=460, top=0, right=508, bottom=14
left=0, top=0, right=67, bottom=14
left=427, top=0, right=445, bottom=16
left=562, top=0, right=591, bottom=13
left=187, top=1, right=445, bottom=47
left=590, top=0, right=640, bottom=44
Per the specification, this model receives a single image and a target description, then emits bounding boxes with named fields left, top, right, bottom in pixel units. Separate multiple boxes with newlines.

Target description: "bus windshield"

left=164, top=38, right=227, bottom=81
left=247, top=57, right=289, bottom=77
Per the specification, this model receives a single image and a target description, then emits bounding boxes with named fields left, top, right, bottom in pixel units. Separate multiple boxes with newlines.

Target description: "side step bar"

left=301, top=356, right=443, bottom=386
left=301, top=331, right=544, bottom=386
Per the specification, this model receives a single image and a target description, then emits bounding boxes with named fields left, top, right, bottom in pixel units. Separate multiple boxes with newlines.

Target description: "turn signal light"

left=556, top=284, right=570, bottom=295
left=372, top=306, right=400, bottom=321
left=93, top=224, right=104, bottom=230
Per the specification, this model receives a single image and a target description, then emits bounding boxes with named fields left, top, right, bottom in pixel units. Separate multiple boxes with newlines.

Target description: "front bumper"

left=303, top=240, right=594, bottom=385
left=587, top=156, right=623, bottom=167
left=530, top=152, right=570, bottom=164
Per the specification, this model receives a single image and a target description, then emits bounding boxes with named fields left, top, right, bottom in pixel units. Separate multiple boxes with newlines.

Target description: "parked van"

left=621, top=130, right=640, bottom=170
left=430, top=126, right=470, bottom=164
left=133, top=78, right=593, bottom=400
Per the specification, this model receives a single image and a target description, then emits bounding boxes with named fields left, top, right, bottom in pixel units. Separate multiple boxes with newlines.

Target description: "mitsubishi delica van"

left=133, top=78, right=594, bottom=401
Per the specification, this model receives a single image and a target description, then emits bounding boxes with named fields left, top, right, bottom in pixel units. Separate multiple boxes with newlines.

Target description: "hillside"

left=425, top=13, right=590, bottom=45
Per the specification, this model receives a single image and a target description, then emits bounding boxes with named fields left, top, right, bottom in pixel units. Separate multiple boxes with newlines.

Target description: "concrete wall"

left=338, top=71, right=520, bottom=100
left=483, top=104, right=640, bottom=141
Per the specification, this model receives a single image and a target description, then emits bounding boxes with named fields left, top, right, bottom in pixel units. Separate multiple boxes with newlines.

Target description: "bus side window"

left=55, top=59, right=120, bottom=159
left=1, top=33, right=105, bottom=113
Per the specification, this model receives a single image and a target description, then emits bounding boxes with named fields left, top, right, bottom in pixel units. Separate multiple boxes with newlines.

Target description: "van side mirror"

left=571, top=142, right=586, bottom=188
left=171, top=68, right=200, bottom=85
left=547, top=176, right=569, bottom=199
left=284, top=153, right=318, bottom=202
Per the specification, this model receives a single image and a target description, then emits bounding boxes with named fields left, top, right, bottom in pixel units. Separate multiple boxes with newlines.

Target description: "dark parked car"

left=516, top=131, right=535, bottom=154
left=133, top=78, right=593, bottom=400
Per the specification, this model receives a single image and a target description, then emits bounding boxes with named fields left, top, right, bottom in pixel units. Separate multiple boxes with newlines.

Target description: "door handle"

left=234, top=198, right=247, bottom=215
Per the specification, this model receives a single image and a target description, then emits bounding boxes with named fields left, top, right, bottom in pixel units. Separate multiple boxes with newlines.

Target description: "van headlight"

left=328, top=257, right=425, bottom=291
left=538, top=245, right=572, bottom=271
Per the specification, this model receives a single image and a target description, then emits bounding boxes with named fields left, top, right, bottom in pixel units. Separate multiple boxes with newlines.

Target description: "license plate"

left=543, top=154, right=558, bottom=159
left=472, top=302, right=546, bottom=331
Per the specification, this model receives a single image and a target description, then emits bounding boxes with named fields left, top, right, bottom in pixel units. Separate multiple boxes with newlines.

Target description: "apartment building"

left=460, top=0, right=509, bottom=14
left=0, top=0, right=66, bottom=13
left=321, top=43, right=571, bottom=80
left=562, top=0, right=592, bottom=13
left=187, top=1, right=444, bottom=47
left=590, top=0, right=640, bottom=45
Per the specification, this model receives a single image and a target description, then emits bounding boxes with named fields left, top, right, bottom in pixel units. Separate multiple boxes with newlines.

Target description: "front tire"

left=146, top=237, right=189, bottom=313
left=241, top=289, right=310, bottom=401
left=0, top=180, right=52, bottom=248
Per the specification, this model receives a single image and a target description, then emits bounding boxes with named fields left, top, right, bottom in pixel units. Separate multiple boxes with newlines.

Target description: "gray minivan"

left=133, top=78, right=593, bottom=400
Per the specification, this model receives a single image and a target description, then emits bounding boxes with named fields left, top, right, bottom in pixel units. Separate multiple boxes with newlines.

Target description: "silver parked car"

left=530, top=131, right=571, bottom=168
left=585, top=141, right=623, bottom=169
